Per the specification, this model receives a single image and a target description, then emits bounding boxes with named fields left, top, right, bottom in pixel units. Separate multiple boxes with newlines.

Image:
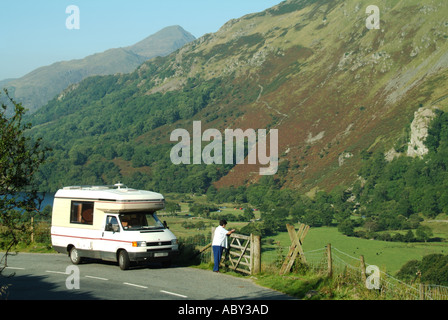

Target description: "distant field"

left=157, top=200, right=448, bottom=275
left=160, top=215, right=247, bottom=239
left=263, top=226, right=448, bottom=275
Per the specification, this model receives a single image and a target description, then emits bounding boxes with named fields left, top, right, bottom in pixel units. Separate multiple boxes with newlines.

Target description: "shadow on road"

left=2, top=273, right=96, bottom=300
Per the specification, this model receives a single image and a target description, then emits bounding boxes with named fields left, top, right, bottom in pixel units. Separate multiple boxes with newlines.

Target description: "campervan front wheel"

left=69, top=246, right=83, bottom=265
left=118, top=250, right=130, bottom=270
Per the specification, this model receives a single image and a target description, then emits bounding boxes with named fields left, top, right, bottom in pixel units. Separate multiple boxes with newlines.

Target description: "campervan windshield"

left=119, top=212, right=164, bottom=231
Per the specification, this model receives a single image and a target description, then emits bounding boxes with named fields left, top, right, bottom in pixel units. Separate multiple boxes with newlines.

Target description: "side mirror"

left=106, top=223, right=119, bottom=233
left=163, top=221, right=169, bottom=229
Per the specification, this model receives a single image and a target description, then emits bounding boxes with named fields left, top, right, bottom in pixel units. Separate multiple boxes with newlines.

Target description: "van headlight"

left=132, top=241, right=147, bottom=247
left=171, top=239, right=178, bottom=245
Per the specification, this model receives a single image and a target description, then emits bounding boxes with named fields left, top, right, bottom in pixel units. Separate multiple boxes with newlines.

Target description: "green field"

left=263, top=226, right=448, bottom=275
left=159, top=208, right=446, bottom=276
left=157, top=198, right=448, bottom=275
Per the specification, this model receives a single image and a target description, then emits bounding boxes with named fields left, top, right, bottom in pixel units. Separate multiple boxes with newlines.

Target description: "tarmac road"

left=1, top=252, right=294, bottom=302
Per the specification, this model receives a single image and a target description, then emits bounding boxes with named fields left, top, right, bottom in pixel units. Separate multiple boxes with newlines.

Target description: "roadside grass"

left=1, top=242, right=55, bottom=254
left=253, top=267, right=390, bottom=300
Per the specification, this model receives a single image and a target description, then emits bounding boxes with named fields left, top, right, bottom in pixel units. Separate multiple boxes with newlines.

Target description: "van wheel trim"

left=69, top=247, right=82, bottom=265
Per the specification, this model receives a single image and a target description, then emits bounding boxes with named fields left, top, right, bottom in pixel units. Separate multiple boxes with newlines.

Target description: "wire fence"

left=301, top=245, right=448, bottom=300
left=189, top=232, right=448, bottom=300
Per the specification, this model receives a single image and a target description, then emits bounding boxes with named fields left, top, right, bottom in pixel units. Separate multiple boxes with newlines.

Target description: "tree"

left=165, top=201, right=181, bottom=215
left=0, top=89, right=49, bottom=284
left=403, top=230, right=415, bottom=243
left=242, top=206, right=255, bottom=222
left=416, top=225, right=433, bottom=242
left=338, top=218, right=355, bottom=236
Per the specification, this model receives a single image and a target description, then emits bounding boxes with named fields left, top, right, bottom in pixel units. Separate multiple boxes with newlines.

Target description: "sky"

left=0, top=0, right=282, bottom=80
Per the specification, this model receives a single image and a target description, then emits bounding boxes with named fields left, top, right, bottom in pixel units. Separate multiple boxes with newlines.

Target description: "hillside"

left=27, top=0, right=448, bottom=195
left=2, top=26, right=195, bottom=114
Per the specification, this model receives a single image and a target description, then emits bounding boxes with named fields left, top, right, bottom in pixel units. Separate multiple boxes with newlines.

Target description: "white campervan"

left=51, top=184, right=178, bottom=270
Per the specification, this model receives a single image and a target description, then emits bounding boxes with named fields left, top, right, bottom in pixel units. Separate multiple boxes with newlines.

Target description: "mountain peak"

left=2, top=26, right=196, bottom=113
left=128, top=25, right=196, bottom=58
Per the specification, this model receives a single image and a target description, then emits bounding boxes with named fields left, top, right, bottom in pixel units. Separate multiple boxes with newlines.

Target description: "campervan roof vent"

left=63, top=186, right=82, bottom=190
left=90, top=186, right=110, bottom=190
left=62, top=185, right=111, bottom=191
left=61, top=184, right=134, bottom=192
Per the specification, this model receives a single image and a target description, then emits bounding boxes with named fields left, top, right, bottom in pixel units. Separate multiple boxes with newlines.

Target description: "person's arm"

left=226, top=229, right=235, bottom=235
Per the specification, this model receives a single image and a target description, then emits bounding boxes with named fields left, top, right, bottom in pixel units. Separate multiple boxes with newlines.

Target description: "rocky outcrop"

left=407, top=106, right=438, bottom=158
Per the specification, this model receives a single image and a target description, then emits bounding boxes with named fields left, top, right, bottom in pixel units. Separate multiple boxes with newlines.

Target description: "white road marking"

left=160, top=290, right=188, bottom=299
left=46, top=270, right=67, bottom=275
left=123, top=282, right=148, bottom=289
left=85, top=275, right=108, bottom=281
left=5, top=267, right=25, bottom=270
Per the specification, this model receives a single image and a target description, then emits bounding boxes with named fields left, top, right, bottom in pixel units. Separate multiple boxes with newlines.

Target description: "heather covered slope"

left=27, top=0, right=448, bottom=194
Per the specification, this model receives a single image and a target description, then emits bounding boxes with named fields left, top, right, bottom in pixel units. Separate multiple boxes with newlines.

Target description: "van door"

left=100, top=215, right=122, bottom=261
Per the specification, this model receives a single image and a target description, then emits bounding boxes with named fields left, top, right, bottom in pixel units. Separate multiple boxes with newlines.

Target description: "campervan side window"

left=70, top=201, right=94, bottom=225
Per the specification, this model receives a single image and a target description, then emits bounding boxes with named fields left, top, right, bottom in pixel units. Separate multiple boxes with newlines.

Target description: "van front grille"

left=146, top=241, right=171, bottom=247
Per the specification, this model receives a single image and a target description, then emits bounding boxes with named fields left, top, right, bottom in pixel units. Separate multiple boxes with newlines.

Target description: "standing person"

left=212, top=220, right=235, bottom=272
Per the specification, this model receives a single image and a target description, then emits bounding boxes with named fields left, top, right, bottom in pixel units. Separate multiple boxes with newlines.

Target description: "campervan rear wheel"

left=118, top=250, right=130, bottom=270
left=69, top=247, right=82, bottom=265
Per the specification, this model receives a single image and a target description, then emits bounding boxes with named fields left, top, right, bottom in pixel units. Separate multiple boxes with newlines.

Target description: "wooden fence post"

left=360, top=255, right=367, bottom=284
left=30, top=216, right=34, bottom=243
left=211, top=227, right=216, bottom=264
left=252, top=234, right=261, bottom=275
left=279, top=224, right=309, bottom=275
left=419, top=283, right=426, bottom=300
left=327, top=243, right=332, bottom=277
